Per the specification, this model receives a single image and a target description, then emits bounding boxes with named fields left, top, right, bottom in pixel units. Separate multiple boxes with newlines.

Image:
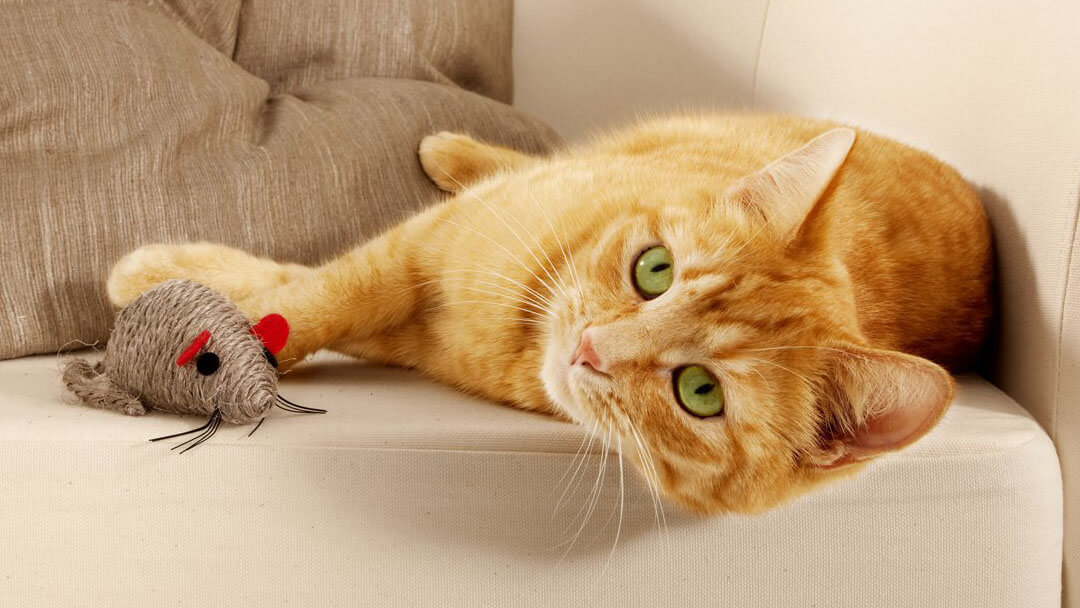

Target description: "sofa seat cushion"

left=0, top=353, right=1062, bottom=607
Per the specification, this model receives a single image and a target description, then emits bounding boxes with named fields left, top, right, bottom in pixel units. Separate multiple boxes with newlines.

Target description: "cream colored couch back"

left=516, top=0, right=1080, bottom=604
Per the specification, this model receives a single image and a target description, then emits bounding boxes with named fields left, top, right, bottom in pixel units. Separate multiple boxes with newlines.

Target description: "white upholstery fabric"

left=0, top=353, right=1061, bottom=606
left=752, top=1, right=1080, bottom=603
left=513, top=0, right=769, bottom=137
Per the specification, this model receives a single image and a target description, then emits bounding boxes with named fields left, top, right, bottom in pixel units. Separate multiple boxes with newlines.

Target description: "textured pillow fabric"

left=0, top=0, right=561, bottom=360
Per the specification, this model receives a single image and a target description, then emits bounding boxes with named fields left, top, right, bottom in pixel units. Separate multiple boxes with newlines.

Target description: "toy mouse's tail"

left=61, top=359, right=146, bottom=416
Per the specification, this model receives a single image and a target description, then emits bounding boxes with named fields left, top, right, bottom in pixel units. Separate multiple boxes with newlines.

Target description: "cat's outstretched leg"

left=108, top=220, right=435, bottom=369
left=107, top=243, right=314, bottom=307
left=419, top=132, right=536, bottom=192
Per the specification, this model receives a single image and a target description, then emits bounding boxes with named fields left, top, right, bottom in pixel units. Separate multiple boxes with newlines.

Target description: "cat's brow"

left=684, top=274, right=745, bottom=308
left=707, top=314, right=804, bottom=344
left=678, top=266, right=716, bottom=281
left=682, top=270, right=741, bottom=289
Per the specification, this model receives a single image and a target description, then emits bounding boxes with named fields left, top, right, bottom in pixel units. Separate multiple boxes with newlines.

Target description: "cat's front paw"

left=107, top=244, right=186, bottom=307
left=107, top=243, right=250, bottom=307
left=419, top=131, right=483, bottom=192
left=108, top=243, right=311, bottom=309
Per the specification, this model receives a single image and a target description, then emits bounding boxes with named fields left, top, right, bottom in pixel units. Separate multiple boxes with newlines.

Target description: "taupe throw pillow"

left=0, top=0, right=560, bottom=360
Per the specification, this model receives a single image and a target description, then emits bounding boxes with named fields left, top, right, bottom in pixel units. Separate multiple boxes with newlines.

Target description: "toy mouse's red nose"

left=251, top=314, right=289, bottom=354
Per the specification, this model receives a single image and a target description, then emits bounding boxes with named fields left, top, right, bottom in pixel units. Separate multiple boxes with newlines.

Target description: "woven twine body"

left=63, top=280, right=277, bottom=424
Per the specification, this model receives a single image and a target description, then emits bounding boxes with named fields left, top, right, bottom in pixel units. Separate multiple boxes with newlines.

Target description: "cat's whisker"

left=557, top=429, right=609, bottom=552
left=743, top=356, right=818, bottom=388
left=739, top=345, right=873, bottom=360
left=422, top=309, right=550, bottom=334
left=427, top=157, right=573, bottom=302
left=605, top=437, right=626, bottom=569
left=592, top=412, right=634, bottom=545
left=437, top=215, right=565, bottom=304
left=425, top=299, right=552, bottom=323
left=460, top=281, right=556, bottom=313
left=424, top=159, right=570, bottom=303
left=439, top=269, right=555, bottom=308
left=438, top=283, right=554, bottom=315
left=391, top=267, right=557, bottom=311
left=631, top=440, right=664, bottom=551
left=748, top=367, right=769, bottom=383
left=724, top=213, right=775, bottom=265
left=526, top=185, right=588, bottom=316
left=627, top=422, right=663, bottom=540
left=553, top=420, right=595, bottom=493
left=438, top=308, right=553, bottom=329
left=476, top=149, right=579, bottom=310
left=628, top=420, right=669, bottom=549
left=425, top=296, right=550, bottom=316
left=560, top=424, right=609, bottom=520
left=493, top=186, right=575, bottom=302
left=477, top=316, right=550, bottom=329
left=384, top=208, right=571, bottom=323
left=561, top=436, right=604, bottom=538
left=523, top=187, right=577, bottom=301
left=553, top=419, right=600, bottom=516
left=428, top=216, right=542, bottom=280
left=560, top=426, right=610, bottom=556
left=471, top=204, right=572, bottom=303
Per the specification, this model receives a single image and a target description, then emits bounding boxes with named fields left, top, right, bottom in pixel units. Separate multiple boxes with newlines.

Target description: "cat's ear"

left=807, top=345, right=954, bottom=469
left=724, top=128, right=856, bottom=240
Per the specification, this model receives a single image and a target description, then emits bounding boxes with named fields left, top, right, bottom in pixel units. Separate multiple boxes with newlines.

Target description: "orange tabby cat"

left=108, top=114, right=992, bottom=513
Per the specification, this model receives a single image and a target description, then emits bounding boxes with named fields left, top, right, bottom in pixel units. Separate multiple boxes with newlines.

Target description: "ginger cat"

left=108, top=114, right=992, bottom=513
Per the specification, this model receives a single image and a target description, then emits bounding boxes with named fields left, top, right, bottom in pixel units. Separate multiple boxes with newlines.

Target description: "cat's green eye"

left=674, top=365, right=724, bottom=417
left=633, top=246, right=674, bottom=298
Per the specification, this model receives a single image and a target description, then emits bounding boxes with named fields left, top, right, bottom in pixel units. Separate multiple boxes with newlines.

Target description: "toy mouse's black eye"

left=262, top=347, right=278, bottom=369
left=195, top=352, right=220, bottom=376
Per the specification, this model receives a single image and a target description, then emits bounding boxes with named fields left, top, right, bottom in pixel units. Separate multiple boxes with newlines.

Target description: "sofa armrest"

left=516, top=0, right=1079, bottom=602
left=748, top=1, right=1080, bottom=604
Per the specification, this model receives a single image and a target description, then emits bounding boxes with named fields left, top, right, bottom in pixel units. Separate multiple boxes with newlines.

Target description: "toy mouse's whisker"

left=149, top=409, right=220, bottom=443
left=276, top=394, right=327, bottom=414
left=274, top=400, right=325, bottom=414
left=246, top=417, right=267, bottom=437
left=176, top=410, right=222, bottom=454
left=274, top=400, right=300, bottom=413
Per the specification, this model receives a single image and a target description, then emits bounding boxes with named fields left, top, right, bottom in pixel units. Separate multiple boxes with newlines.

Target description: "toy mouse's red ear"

left=251, top=314, right=289, bottom=354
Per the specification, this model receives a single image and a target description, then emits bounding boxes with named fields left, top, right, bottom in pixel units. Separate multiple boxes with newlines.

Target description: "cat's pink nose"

left=571, top=330, right=604, bottom=371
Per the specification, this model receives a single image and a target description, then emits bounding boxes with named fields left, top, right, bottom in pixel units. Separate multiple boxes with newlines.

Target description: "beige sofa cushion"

left=0, top=352, right=1061, bottom=606
left=0, top=0, right=559, bottom=360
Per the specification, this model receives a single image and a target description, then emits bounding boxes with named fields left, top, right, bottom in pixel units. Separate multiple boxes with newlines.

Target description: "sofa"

left=2, top=1, right=1074, bottom=606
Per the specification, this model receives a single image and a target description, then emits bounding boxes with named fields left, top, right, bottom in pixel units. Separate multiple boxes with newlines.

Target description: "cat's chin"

left=539, top=363, right=585, bottom=425
left=538, top=342, right=592, bottom=426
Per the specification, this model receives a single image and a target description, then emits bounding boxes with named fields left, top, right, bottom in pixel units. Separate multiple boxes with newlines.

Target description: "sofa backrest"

left=144, top=0, right=515, bottom=102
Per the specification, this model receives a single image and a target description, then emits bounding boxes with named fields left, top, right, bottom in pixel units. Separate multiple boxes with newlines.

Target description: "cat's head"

left=536, top=128, right=954, bottom=513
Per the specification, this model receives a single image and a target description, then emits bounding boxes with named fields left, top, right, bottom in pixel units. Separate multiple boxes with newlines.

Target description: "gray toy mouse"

left=62, top=279, right=324, bottom=452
